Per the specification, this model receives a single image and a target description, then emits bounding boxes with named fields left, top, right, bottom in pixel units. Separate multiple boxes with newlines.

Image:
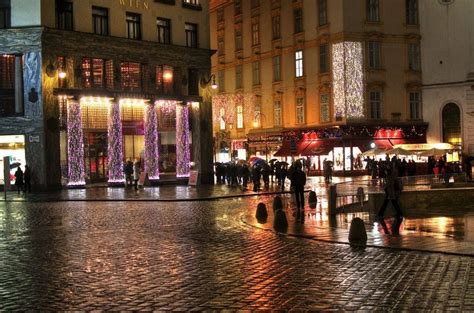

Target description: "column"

left=66, top=99, right=85, bottom=186
left=107, top=101, right=125, bottom=184
left=14, top=55, right=23, bottom=114
left=144, top=102, right=160, bottom=180
left=176, top=103, right=190, bottom=178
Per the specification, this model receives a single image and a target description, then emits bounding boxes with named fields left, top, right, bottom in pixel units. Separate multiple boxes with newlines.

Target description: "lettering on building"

left=119, top=0, right=149, bottom=10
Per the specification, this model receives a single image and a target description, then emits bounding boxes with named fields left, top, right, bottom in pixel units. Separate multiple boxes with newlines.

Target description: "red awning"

left=301, top=140, right=336, bottom=156
left=273, top=140, right=310, bottom=156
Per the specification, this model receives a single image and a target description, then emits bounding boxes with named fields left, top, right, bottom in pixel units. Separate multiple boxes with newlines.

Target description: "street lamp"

left=200, top=73, right=218, bottom=90
left=254, top=112, right=268, bottom=161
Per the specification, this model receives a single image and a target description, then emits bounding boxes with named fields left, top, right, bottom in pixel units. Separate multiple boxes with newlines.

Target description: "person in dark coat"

left=241, top=164, right=250, bottom=191
left=291, top=161, right=306, bottom=221
left=14, top=166, right=24, bottom=194
left=23, top=165, right=31, bottom=193
left=251, top=165, right=261, bottom=192
left=376, top=167, right=403, bottom=221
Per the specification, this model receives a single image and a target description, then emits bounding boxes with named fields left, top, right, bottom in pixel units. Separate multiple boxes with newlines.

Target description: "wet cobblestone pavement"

left=2, top=193, right=474, bottom=310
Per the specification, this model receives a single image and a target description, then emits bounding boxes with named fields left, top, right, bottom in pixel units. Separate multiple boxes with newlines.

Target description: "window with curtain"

left=295, top=50, right=303, bottom=77
left=126, top=12, right=141, bottom=39
left=185, top=23, right=198, bottom=47
left=92, top=6, right=108, bottom=35
left=157, top=18, right=171, bottom=44
left=366, top=0, right=379, bottom=22
left=272, top=15, right=281, bottom=40
left=56, top=0, right=73, bottom=30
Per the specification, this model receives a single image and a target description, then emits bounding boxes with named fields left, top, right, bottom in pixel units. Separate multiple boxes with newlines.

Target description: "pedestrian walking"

left=376, top=167, right=403, bottom=222
left=133, top=160, right=140, bottom=190
left=291, top=161, right=306, bottom=221
left=14, top=166, right=24, bottom=194
left=23, top=165, right=31, bottom=193
left=124, top=159, right=133, bottom=187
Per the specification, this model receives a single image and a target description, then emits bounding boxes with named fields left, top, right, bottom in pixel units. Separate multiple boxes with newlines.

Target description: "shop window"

left=295, top=50, right=303, bottom=78
left=82, top=58, right=107, bottom=89
left=0, top=135, right=25, bottom=186
left=442, top=103, right=461, bottom=146
left=92, top=6, right=108, bottom=36
left=185, top=23, right=198, bottom=48
left=272, top=15, right=280, bottom=40
left=121, top=62, right=141, bottom=91
left=157, top=101, right=176, bottom=129
left=0, top=0, right=11, bottom=29
left=156, top=65, right=174, bottom=95
left=157, top=17, right=171, bottom=44
left=105, top=60, right=114, bottom=89
left=126, top=12, right=141, bottom=40
left=318, top=0, right=327, bottom=26
left=56, top=0, right=73, bottom=31
left=366, top=0, right=379, bottom=22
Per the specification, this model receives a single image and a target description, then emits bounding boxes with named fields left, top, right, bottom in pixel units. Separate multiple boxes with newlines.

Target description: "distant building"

left=209, top=0, right=427, bottom=174
left=420, top=0, right=472, bottom=155
left=0, top=0, right=214, bottom=190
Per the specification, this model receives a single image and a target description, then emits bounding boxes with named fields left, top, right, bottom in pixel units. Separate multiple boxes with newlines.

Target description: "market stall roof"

left=300, top=140, right=336, bottom=156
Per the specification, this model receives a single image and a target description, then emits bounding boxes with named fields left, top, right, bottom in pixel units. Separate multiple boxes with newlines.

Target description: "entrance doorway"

left=85, top=132, right=108, bottom=183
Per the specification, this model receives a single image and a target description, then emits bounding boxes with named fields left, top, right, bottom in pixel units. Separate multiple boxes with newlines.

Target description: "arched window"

left=442, top=103, right=461, bottom=146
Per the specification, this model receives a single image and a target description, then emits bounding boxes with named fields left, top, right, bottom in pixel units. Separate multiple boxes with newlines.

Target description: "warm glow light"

left=253, top=120, right=259, bottom=128
left=58, top=71, right=67, bottom=79
left=163, top=70, right=173, bottom=81
left=119, top=98, right=147, bottom=107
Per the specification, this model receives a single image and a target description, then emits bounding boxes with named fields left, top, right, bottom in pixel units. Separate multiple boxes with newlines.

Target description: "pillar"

left=107, top=101, right=125, bottom=184
left=66, top=99, right=85, bottom=186
left=176, top=103, right=190, bottom=178
left=14, top=55, right=23, bottom=114
left=144, top=102, right=160, bottom=180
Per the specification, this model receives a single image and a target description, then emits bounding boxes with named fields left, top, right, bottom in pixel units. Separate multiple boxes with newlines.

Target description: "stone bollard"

left=273, top=195, right=283, bottom=212
left=308, top=191, right=317, bottom=209
left=273, top=209, right=288, bottom=232
left=256, top=202, right=268, bottom=222
left=348, top=217, right=367, bottom=243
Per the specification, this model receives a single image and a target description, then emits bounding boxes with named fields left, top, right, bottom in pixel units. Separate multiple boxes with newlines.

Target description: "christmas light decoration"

left=144, top=102, right=160, bottom=180
left=176, top=103, right=190, bottom=178
left=332, top=41, right=364, bottom=120
left=67, top=99, right=86, bottom=186
left=212, top=93, right=255, bottom=126
left=107, top=100, right=125, bottom=184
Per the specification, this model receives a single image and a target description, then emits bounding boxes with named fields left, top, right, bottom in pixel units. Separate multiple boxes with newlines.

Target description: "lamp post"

left=253, top=112, right=268, bottom=162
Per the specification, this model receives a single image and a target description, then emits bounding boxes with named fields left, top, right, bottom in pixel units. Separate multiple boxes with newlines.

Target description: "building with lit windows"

left=0, top=0, right=214, bottom=190
left=209, top=0, right=427, bottom=174
left=420, top=0, right=473, bottom=156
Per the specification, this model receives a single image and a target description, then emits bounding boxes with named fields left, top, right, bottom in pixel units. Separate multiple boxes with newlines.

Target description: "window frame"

left=368, top=41, right=381, bottom=69
left=272, top=15, right=281, bottom=40
left=296, top=97, right=305, bottom=124
left=369, top=90, right=382, bottom=119
left=274, top=100, right=282, bottom=127
left=272, top=55, right=281, bottom=82
left=92, top=6, right=108, bottom=36
left=295, top=50, right=304, bottom=78
left=252, top=61, right=260, bottom=86
left=408, top=43, right=421, bottom=71
left=126, top=12, right=142, bottom=40
left=366, top=0, right=380, bottom=22
left=56, top=0, right=73, bottom=31
left=185, top=22, right=198, bottom=48
left=251, top=20, right=260, bottom=46
left=318, top=0, right=327, bottom=26
left=294, top=8, right=303, bottom=33
left=0, top=0, right=11, bottom=29
left=406, top=0, right=419, bottom=25
left=409, top=91, right=421, bottom=119
left=319, top=44, right=328, bottom=73
left=237, top=105, right=244, bottom=129
left=235, top=65, right=242, bottom=89
left=157, top=17, right=171, bottom=44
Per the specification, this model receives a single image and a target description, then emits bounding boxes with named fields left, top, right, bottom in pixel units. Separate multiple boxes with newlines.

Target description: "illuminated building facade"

left=209, top=0, right=427, bottom=173
left=0, top=0, right=214, bottom=189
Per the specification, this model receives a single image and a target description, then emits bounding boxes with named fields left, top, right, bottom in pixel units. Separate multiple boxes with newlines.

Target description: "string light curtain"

left=176, top=103, right=190, bottom=178
left=144, top=102, right=160, bottom=180
left=107, top=100, right=125, bottom=183
left=67, top=99, right=86, bottom=186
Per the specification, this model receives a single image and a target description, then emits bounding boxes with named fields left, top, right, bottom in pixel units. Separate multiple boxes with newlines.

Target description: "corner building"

left=0, top=0, right=214, bottom=189
left=210, top=0, right=427, bottom=174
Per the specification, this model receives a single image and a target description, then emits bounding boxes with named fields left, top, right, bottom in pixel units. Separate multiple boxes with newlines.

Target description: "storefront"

left=0, top=135, right=26, bottom=186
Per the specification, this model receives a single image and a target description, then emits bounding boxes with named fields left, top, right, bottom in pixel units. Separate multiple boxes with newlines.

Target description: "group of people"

left=365, top=156, right=417, bottom=182
left=14, top=165, right=32, bottom=194
left=123, top=159, right=141, bottom=190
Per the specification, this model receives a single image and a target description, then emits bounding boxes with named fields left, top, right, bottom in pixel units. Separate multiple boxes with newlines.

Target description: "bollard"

left=328, top=184, right=337, bottom=215
left=273, top=209, right=288, bottom=232
left=348, top=217, right=367, bottom=243
left=256, top=202, right=268, bottom=222
left=308, top=191, right=317, bottom=209
left=273, top=195, right=283, bottom=212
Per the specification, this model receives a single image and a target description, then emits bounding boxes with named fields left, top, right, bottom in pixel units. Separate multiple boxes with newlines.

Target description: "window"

left=296, top=97, right=305, bottom=124
left=105, top=60, right=114, bottom=89
left=237, top=105, right=243, bottom=128
left=294, top=8, right=303, bottom=33
left=217, top=8, right=224, bottom=22
left=274, top=100, right=282, bottom=127
left=218, top=70, right=225, bottom=92
left=319, top=44, right=328, bottom=73
left=0, top=0, right=10, bottom=29
left=251, top=0, right=259, bottom=8
left=252, top=61, right=260, bottom=85
left=366, top=0, right=379, bottom=22
left=295, top=50, right=303, bottom=78
left=185, top=23, right=198, bottom=48
left=235, top=29, right=242, bottom=51
left=157, top=18, right=171, bottom=44
left=320, top=94, right=330, bottom=122
left=156, top=65, right=174, bottom=94
left=369, top=91, right=382, bottom=119
left=126, top=12, right=141, bottom=40
left=184, top=0, right=199, bottom=4
left=219, top=107, right=226, bottom=130
left=121, top=62, right=141, bottom=91
left=272, top=15, right=281, bottom=40
left=273, top=55, right=281, bottom=81
left=235, top=0, right=241, bottom=15
left=235, top=65, right=242, bottom=89
left=318, top=0, right=327, bottom=26
left=408, top=43, right=421, bottom=71
left=92, top=6, right=108, bottom=35
left=409, top=92, right=421, bottom=119
left=251, top=21, right=260, bottom=46
left=56, top=0, right=73, bottom=30
left=368, top=41, right=381, bottom=69
left=82, top=58, right=107, bottom=88
left=406, top=0, right=418, bottom=25
left=0, top=54, right=16, bottom=117
left=218, top=37, right=225, bottom=55
left=442, top=103, right=461, bottom=146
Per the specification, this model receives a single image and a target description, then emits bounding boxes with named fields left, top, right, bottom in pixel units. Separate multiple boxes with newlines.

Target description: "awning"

left=301, top=140, right=336, bottom=156
left=355, top=139, right=393, bottom=152
left=273, top=140, right=310, bottom=157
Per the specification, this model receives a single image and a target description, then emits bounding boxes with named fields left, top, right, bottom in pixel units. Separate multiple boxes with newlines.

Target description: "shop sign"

left=394, top=143, right=454, bottom=151
left=119, top=0, right=149, bottom=9
left=188, top=170, right=199, bottom=186
left=28, top=135, right=40, bottom=143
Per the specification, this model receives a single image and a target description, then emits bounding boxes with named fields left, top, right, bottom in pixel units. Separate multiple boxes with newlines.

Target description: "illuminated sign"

left=119, top=0, right=149, bottom=10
